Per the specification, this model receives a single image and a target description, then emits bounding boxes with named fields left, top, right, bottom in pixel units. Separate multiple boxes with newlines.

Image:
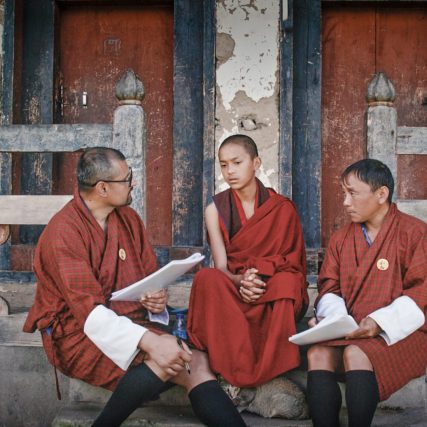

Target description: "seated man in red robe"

left=23, top=147, right=246, bottom=427
left=307, top=159, right=427, bottom=427
left=187, top=134, right=308, bottom=388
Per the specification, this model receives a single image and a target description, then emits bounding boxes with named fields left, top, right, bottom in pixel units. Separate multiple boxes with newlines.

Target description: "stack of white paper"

left=289, top=313, right=359, bottom=346
left=110, top=253, right=205, bottom=302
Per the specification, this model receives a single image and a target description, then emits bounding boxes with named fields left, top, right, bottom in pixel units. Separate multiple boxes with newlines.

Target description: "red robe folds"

left=23, top=189, right=159, bottom=390
left=316, top=204, right=427, bottom=400
left=187, top=183, right=308, bottom=387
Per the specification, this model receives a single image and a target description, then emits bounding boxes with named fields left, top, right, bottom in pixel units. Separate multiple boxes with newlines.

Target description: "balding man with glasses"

left=24, top=147, right=246, bottom=427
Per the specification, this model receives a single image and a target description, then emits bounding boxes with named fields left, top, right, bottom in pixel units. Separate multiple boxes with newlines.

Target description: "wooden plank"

left=293, top=0, right=321, bottom=248
left=321, top=5, right=375, bottom=246
left=397, top=127, right=427, bottom=155
left=18, top=0, right=56, bottom=244
left=397, top=200, right=427, bottom=223
left=397, top=155, right=427, bottom=199
left=0, top=0, right=16, bottom=270
left=172, top=0, right=204, bottom=247
left=0, top=124, right=113, bottom=152
left=377, top=6, right=427, bottom=128
left=279, top=0, right=293, bottom=198
left=202, top=0, right=216, bottom=254
left=57, top=5, right=174, bottom=246
left=0, top=195, right=72, bottom=224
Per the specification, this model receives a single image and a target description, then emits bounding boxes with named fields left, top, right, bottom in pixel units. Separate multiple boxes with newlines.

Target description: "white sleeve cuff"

left=148, top=308, right=170, bottom=325
left=316, top=293, right=348, bottom=318
left=369, top=296, right=425, bottom=346
left=84, top=305, right=147, bottom=370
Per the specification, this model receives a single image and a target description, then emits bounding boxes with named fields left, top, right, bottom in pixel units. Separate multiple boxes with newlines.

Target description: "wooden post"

left=366, top=72, right=397, bottom=199
left=113, top=69, right=146, bottom=221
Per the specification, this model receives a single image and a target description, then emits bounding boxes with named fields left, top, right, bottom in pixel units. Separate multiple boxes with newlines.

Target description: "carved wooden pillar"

left=366, top=72, right=397, bottom=199
left=113, top=69, right=146, bottom=221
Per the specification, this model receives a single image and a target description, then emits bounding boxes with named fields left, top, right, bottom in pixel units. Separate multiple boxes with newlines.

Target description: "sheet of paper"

left=110, top=253, right=205, bottom=302
left=289, top=313, right=359, bottom=346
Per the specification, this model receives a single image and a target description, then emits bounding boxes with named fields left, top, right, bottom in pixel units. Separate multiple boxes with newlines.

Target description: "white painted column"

left=113, top=69, right=146, bottom=220
left=366, top=72, right=397, bottom=196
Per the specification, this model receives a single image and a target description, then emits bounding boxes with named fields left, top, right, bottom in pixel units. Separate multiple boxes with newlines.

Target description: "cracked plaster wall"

left=215, top=0, right=280, bottom=192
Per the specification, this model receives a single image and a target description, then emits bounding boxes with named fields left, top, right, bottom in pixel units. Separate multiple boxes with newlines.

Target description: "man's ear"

left=254, top=156, right=261, bottom=171
left=377, top=186, right=389, bottom=204
left=95, top=182, right=108, bottom=198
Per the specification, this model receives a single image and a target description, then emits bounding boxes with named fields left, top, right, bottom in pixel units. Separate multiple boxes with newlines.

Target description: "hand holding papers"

left=289, top=313, right=359, bottom=346
left=111, top=253, right=205, bottom=302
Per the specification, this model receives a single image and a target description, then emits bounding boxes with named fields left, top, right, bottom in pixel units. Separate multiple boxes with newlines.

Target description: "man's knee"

left=343, top=345, right=373, bottom=371
left=307, top=345, right=340, bottom=371
left=171, top=350, right=216, bottom=391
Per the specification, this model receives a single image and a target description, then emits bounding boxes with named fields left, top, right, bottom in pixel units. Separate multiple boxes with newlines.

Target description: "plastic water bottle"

left=172, top=312, right=188, bottom=340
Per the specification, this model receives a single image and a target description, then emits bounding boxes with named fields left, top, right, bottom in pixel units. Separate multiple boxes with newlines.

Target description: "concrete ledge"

left=0, top=312, right=41, bottom=346
left=379, top=376, right=427, bottom=410
left=52, top=402, right=427, bottom=427
left=52, top=403, right=312, bottom=427
left=0, top=345, right=69, bottom=427
left=69, top=379, right=190, bottom=407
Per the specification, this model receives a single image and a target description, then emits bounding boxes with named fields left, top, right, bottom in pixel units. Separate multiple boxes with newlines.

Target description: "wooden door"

left=54, top=2, right=173, bottom=246
left=321, top=3, right=427, bottom=245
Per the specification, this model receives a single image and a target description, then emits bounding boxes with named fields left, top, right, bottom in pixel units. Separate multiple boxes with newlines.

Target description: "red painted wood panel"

left=377, top=7, right=427, bottom=200
left=321, top=4, right=427, bottom=246
left=398, top=155, right=427, bottom=200
left=377, top=7, right=427, bottom=127
left=321, top=6, right=375, bottom=245
left=54, top=3, right=173, bottom=246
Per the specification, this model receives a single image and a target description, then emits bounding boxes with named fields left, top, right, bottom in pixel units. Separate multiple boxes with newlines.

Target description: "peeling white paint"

left=217, top=0, right=280, bottom=110
left=214, top=0, right=280, bottom=193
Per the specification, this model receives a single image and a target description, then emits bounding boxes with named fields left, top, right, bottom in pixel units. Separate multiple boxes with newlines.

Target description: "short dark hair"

left=219, top=134, right=259, bottom=159
left=341, top=159, right=394, bottom=203
left=77, top=147, right=126, bottom=191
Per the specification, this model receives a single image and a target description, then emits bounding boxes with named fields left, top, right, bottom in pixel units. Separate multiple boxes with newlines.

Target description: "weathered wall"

left=215, top=0, right=280, bottom=191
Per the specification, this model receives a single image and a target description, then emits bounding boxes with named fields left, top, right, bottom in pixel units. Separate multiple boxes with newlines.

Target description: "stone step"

left=69, top=371, right=426, bottom=411
left=0, top=311, right=41, bottom=346
left=52, top=403, right=427, bottom=427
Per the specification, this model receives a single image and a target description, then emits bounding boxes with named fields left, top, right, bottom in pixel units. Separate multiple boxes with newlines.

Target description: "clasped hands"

left=238, top=268, right=266, bottom=304
left=308, top=314, right=381, bottom=339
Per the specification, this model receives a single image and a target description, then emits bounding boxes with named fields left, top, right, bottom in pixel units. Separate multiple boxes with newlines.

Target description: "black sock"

left=188, top=380, right=247, bottom=427
left=92, top=363, right=165, bottom=427
left=345, top=370, right=379, bottom=427
left=307, top=370, right=342, bottom=427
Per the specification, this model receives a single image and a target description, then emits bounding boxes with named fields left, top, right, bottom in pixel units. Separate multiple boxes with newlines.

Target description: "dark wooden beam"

left=18, top=0, right=55, bottom=244
left=292, top=0, right=321, bottom=249
left=0, top=0, right=15, bottom=269
left=279, top=0, right=294, bottom=198
left=202, top=0, right=216, bottom=258
left=172, top=0, right=205, bottom=247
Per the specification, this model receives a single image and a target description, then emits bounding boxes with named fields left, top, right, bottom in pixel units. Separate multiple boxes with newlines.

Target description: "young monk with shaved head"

left=188, top=135, right=308, bottom=388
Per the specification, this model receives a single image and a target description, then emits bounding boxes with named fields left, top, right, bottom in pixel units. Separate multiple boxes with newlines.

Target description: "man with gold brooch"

left=306, top=159, right=427, bottom=427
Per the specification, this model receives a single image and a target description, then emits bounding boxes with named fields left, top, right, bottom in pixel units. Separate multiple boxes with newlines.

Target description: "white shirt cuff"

left=84, top=305, right=147, bottom=370
left=148, top=308, right=169, bottom=325
left=316, top=293, right=348, bottom=318
left=368, top=296, right=425, bottom=346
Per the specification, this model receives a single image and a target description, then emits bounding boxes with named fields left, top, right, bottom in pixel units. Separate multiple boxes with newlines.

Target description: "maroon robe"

left=23, top=189, right=160, bottom=391
left=316, top=204, right=427, bottom=400
left=187, top=181, right=308, bottom=387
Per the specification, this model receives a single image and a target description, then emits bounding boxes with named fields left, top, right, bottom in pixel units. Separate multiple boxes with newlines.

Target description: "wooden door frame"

left=280, top=0, right=321, bottom=255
